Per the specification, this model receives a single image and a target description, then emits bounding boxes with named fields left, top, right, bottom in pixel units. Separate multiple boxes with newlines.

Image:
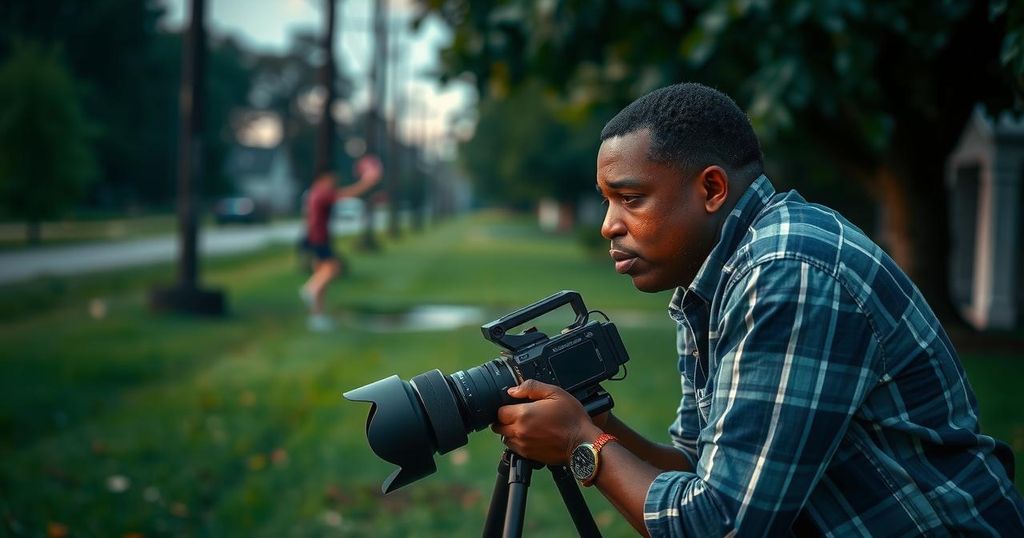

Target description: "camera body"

left=345, top=290, right=630, bottom=494
left=477, top=290, right=628, bottom=406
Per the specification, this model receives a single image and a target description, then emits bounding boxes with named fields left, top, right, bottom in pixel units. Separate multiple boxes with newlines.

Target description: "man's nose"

left=601, top=207, right=625, bottom=240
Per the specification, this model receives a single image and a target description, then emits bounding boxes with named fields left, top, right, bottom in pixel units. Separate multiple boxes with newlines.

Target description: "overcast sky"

left=158, top=0, right=474, bottom=156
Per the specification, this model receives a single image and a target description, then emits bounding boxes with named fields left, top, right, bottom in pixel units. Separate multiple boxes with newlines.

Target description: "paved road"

left=0, top=218, right=366, bottom=285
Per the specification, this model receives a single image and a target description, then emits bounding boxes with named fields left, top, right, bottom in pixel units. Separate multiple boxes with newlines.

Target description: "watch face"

left=571, top=444, right=597, bottom=481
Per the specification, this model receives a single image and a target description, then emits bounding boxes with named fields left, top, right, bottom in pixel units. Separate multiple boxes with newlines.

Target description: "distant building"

left=224, top=144, right=298, bottom=215
left=947, top=106, right=1024, bottom=330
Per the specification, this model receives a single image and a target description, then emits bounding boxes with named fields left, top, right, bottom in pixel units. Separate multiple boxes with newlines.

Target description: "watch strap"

left=581, top=433, right=618, bottom=487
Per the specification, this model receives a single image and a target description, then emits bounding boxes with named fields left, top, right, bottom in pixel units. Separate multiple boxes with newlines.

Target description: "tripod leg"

left=502, top=452, right=535, bottom=538
left=549, top=465, right=602, bottom=537
left=482, top=450, right=513, bottom=538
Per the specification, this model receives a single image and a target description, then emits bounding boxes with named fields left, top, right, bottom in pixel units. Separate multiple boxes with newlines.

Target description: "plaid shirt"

left=644, top=175, right=1024, bottom=537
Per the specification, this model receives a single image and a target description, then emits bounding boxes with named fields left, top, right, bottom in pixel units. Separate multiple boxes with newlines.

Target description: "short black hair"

left=601, top=83, right=763, bottom=178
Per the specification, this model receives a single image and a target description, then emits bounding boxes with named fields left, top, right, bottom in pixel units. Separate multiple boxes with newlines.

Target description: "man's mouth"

left=609, top=249, right=639, bottom=274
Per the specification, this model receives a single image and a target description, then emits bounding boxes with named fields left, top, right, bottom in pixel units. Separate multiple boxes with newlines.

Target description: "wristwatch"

left=569, top=433, right=618, bottom=487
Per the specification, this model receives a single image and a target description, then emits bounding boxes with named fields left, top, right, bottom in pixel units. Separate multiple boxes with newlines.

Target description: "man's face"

left=596, top=129, right=718, bottom=292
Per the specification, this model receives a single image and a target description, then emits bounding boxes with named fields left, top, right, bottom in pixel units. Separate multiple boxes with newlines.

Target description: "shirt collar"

left=669, top=174, right=775, bottom=314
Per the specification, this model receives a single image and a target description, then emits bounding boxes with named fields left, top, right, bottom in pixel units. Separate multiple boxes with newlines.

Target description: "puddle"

left=339, top=304, right=666, bottom=334
left=343, top=305, right=487, bottom=333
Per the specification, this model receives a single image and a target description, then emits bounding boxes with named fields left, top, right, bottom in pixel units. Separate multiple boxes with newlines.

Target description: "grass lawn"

left=0, top=211, right=1020, bottom=537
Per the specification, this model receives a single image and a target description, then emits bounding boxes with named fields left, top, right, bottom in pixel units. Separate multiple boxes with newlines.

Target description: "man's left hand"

left=491, top=379, right=603, bottom=465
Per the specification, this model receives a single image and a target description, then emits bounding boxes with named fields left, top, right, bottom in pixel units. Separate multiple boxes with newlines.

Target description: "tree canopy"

left=461, top=82, right=606, bottom=206
left=0, top=42, right=95, bottom=242
left=0, top=0, right=357, bottom=213
left=425, top=0, right=1024, bottom=320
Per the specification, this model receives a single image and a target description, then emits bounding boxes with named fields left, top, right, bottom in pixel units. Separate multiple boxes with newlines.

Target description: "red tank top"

left=306, top=182, right=334, bottom=245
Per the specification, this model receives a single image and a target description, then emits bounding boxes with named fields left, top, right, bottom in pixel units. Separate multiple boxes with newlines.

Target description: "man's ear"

left=698, top=165, right=730, bottom=213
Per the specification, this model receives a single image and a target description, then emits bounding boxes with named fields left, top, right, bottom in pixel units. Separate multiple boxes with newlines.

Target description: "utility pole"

left=313, top=0, right=337, bottom=176
left=359, top=0, right=388, bottom=251
left=403, top=80, right=419, bottom=233
left=415, top=93, right=431, bottom=229
left=411, top=94, right=426, bottom=231
left=150, top=0, right=224, bottom=315
left=386, top=16, right=402, bottom=239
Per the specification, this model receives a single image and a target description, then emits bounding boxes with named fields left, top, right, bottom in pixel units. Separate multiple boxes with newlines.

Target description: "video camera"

left=344, top=290, right=630, bottom=493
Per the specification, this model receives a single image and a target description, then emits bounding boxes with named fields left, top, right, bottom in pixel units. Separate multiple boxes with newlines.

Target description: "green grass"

left=0, top=211, right=1020, bottom=537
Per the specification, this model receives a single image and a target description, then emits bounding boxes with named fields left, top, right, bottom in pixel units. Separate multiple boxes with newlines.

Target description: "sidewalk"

left=0, top=221, right=305, bottom=285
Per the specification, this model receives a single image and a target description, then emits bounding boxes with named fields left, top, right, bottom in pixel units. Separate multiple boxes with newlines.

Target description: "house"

left=946, top=106, right=1024, bottom=330
left=224, top=144, right=298, bottom=215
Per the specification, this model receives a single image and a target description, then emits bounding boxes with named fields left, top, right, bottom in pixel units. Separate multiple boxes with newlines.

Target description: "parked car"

left=213, top=196, right=269, bottom=224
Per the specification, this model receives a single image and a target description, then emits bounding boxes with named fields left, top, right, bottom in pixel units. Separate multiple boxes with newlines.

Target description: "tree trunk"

left=803, top=108, right=968, bottom=328
left=873, top=168, right=913, bottom=274
left=313, top=0, right=336, bottom=175
left=864, top=0, right=1007, bottom=330
left=359, top=0, right=387, bottom=251
left=871, top=158, right=965, bottom=327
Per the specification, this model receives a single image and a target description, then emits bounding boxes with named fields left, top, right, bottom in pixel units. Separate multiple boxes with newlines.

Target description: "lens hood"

left=344, top=375, right=438, bottom=494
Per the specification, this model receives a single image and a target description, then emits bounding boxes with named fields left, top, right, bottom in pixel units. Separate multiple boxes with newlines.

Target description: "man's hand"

left=490, top=379, right=603, bottom=465
left=493, top=381, right=679, bottom=536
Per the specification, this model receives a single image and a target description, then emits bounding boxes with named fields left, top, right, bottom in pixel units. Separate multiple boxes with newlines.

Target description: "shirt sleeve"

left=645, top=259, right=883, bottom=537
left=668, top=322, right=700, bottom=469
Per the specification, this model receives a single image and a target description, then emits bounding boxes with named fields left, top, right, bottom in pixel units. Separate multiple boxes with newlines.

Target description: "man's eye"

left=621, top=195, right=642, bottom=205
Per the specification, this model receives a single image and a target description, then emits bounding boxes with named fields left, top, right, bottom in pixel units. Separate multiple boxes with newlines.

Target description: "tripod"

left=482, top=449, right=601, bottom=538
left=481, top=390, right=613, bottom=538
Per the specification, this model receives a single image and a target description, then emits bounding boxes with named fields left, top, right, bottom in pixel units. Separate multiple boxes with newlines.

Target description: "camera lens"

left=347, top=291, right=630, bottom=496
left=449, top=359, right=519, bottom=432
left=409, top=369, right=467, bottom=453
left=344, top=358, right=520, bottom=493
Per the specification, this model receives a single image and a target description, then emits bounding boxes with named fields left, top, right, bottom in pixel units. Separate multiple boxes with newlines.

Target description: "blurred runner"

left=300, top=155, right=382, bottom=332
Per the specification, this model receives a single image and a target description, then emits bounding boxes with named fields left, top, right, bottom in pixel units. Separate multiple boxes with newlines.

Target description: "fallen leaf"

left=46, top=522, right=68, bottom=538
left=247, top=454, right=266, bottom=471
left=170, top=502, right=188, bottom=518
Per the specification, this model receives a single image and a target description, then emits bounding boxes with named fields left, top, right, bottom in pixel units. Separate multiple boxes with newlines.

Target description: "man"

left=300, top=155, right=381, bottom=332
left=492, top=83, right=1023, bottom=536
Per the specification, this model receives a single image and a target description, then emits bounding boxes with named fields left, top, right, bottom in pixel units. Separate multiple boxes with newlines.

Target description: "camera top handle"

left=480, top=290, right=589, bottom=352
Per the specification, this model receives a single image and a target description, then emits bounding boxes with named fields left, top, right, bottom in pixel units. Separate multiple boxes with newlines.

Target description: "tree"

left=0, top=41, right=95, bottom=243
left=461, top=82, right=603, bottom=208
left=0, top=0, right=263, bottom=210
left=1, top=0, right=172, bottom=208
left=426, top=0, right=1024, bottom=322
